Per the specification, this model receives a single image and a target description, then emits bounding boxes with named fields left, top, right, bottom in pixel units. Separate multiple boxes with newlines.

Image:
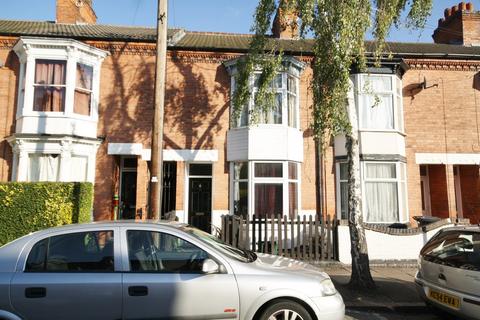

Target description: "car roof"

left=24, top=220, right=188, bottom=237
left=54, top=219, right=186, bottom=229
left=439, top=225, right=480, bottom=233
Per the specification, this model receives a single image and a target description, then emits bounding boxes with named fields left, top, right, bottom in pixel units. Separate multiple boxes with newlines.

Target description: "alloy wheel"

left=268, top=309, right=304, bottom=320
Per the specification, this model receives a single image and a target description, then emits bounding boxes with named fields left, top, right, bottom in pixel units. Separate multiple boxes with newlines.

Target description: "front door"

left=188, top=164, right=212, bottom=232
left=120, top=157, right=137, bottom=219
left=189, top=178, right=212, bottom=232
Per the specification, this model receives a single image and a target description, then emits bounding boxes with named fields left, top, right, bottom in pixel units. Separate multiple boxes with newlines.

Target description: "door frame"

left=420, top=165, right=431, bottom=216
left=453, top=165, right=464, bottom=219
left=184, top=162, right=213, bottom=229
left=119, top=156, right=138, bottom=220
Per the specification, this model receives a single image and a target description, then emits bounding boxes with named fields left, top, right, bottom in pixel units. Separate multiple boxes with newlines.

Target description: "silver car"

left=0, top=221, right=344, bottom=320
left=415, top=226, right=480, bottom=320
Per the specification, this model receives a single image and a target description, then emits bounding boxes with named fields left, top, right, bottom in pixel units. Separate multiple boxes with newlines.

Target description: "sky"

left=1, top=0, right=479, bottom=43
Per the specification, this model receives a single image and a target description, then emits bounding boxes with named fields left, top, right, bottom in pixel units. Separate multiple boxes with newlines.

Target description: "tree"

left=233, top=0, right=432, bottom=289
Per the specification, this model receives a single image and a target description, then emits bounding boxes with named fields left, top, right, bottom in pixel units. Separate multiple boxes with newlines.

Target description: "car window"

left=25, top=231, right=114, bottom=272
left=421, top=230, right=480, bottom=271
left=127, top=230, right=210, bottom=273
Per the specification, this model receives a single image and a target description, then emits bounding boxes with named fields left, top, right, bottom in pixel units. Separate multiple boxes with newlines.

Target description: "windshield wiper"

left=242, top=249, right=257, bottom=262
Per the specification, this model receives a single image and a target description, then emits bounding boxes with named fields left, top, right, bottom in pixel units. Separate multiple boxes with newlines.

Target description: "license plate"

left=429, top=289, right=460, bottom=309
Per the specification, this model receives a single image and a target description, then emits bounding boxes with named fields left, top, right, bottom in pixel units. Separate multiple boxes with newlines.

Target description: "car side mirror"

left=202, top=258, right=220, bottom=274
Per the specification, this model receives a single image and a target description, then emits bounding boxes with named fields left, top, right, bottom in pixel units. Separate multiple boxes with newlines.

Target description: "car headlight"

left=320, top=279, right=337, bottom=296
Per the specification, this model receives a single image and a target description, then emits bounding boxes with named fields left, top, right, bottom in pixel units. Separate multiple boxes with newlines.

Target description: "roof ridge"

left=185, top=30, right=253, bottom=37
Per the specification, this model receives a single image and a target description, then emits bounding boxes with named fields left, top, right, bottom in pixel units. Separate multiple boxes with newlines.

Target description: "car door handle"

left=25, top=287, right=46, bottom=298
left=438, top=273, right=447, bottom=281
left=128, top=286, right=148, bottom=296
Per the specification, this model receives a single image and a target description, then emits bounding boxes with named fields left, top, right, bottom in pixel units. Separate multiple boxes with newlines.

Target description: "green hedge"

left=0, top=182, right=93, bottom=246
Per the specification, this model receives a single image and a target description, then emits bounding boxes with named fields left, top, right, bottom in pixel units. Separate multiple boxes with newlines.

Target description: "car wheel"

left=258, top=300, right=312, bottom=320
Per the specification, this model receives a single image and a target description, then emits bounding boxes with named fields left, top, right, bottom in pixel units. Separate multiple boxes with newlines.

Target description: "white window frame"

left=335, top=162, right=349, bottom=220
left=361, top=161, right=408, bottom=224
left=31, top=59, right=68, bottom=114
left=356, top=74, right=404, bottom=133
left=73, top=62, right=95, bottom=116
left=27, top=153, right=61, bottom=182
left=227, top=57, right=305, bottom=131
left=13, top=37, right=108, bottom=122
left=8, top=136, right=100, bottom=183
left=231, top=72, right=300, bottom=129
left=231, top=162, right=249, bottom=217
left=230, top=161, right=301, bottom=218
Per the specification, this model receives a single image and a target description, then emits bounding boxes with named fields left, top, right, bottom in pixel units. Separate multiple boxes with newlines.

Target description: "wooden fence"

left=220, top=214, right=339, bottom=261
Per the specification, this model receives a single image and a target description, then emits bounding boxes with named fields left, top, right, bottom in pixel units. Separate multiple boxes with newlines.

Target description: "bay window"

left=33, top=60, right=66, bottom=112
left=358, top=74, right=403, bottom=132
left=338, top=162, right=349, bottom=220
left=13, top=37, right=108, bottom=138
left=74, top=63, right=94, bottom=116
left=364, top=163, right=399, bottom=223
left=233, top=162, right=248, bottom=218
left=70, top=155, right=89, bottom=182
left=231, top=161, right=300, bottom=219
left=234, top=72, right=298, bottom=128
left=27, top=154, right=60, bottom=182
left=227, top=57, right=304, bottom=130
left=337, top=161, right=407, bottom=223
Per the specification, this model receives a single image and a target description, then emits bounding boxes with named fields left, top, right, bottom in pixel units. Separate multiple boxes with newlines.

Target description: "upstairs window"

left=13, top=38, right=107, bottom=120
left=33, top=60, right=66, bottom=112
left=74, top=63, right=94, bottom=116
left=358, top=74, right=403, bottom=132
left=227, top=57, right=305, bottom=130
left=234, top=72, right=298, bottom=128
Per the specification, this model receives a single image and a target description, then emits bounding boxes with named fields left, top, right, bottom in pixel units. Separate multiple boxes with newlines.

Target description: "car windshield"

left=421, top=230, right=480, bottom=270
left=182, top=226, right=256, bottom=263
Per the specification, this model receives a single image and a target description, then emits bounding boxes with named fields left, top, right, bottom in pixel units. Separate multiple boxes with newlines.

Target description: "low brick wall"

left=337, top=218, right=469, bottom=264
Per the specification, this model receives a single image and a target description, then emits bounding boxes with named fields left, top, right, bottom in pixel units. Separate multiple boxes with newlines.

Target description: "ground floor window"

left=27, top=154, right=60, bottom=182
left=9, top=136, right=99, bottom=183
left=337, top=160, right=407, bottom=223
left=231, top=161, right=300, bottom=219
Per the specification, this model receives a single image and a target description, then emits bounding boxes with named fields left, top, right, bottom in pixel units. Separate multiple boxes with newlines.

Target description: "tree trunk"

left=346, top=78, right=375, bottom=289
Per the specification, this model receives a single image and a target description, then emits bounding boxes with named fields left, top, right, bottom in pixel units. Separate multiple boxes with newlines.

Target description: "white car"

left=415, top=226, right=480, bottom=320
left=0, top=220, right=345, bottom=320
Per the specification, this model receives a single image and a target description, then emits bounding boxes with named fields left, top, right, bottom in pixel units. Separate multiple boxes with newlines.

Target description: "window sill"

left=358, top=129, right=406, bottom=137
left=18, top=113, right=98, bottom=122
left=230, top=125, right=301, bottom=131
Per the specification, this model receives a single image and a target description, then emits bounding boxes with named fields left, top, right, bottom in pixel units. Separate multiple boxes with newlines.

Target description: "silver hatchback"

left=0, top=221, right=344, bottom=320
left=415, top=226, right=480, bottom=320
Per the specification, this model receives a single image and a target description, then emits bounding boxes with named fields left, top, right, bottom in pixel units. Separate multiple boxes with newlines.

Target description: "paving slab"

left=323, top=265, right=426, bottom=310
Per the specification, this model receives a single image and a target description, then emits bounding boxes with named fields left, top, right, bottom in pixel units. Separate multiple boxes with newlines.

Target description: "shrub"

left=0, top=182, right=93, bottom=246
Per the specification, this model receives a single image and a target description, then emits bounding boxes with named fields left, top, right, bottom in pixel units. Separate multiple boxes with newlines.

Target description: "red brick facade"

left=1, top=1, right=480, bottom=226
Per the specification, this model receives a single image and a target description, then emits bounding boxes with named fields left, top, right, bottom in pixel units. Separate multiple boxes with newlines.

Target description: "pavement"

left=322, top=264, right=426, bottom=311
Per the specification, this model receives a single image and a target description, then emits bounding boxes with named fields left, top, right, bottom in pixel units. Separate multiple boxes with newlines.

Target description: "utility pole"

left=149, top=0, right=168, bottom=220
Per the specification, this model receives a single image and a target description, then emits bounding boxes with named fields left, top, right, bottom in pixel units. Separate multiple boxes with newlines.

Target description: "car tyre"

left=258, top=300, right=312, bottom=320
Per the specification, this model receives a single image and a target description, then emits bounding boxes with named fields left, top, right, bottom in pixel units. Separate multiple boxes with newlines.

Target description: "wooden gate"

left=220, top=214, right=339, bottom=261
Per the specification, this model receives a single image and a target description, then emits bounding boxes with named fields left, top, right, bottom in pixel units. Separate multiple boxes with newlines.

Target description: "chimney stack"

left=56, top=0, right=97, bottom=24
left=271, top=1, right=299, bottom=39
left=433, top=2, right=480, bottom=46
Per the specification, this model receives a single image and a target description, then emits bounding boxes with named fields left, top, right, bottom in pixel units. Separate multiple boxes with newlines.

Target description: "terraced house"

left=1, top=0, right=480, bottom=234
